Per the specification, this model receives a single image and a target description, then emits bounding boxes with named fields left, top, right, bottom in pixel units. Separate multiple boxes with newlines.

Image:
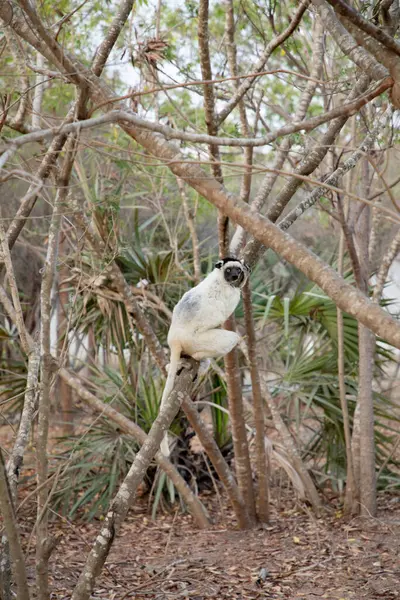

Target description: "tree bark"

left=71, top=359, right=199, bottom=600
left=0, top=450, right=30, bottom=600
left=224, top=315, right=257, bottom=523
left=242, top=282, right=269, bottom=522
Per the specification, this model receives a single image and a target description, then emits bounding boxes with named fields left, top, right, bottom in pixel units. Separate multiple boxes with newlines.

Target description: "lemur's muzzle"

left=225, top=266, right=245, bottom=287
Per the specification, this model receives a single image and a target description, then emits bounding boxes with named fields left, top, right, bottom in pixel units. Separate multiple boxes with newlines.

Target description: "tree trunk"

left=242, top=282, right=269, bottom=522
left=223, top=316, right=256, bottom=523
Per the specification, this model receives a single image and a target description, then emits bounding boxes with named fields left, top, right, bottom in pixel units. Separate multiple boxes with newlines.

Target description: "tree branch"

left=216, top=0, right=310, bottom=126
left=1, top=77, right=392, bottom=152
left=312, top=0, right=389, bottom=80
left=326, top=0, right=400, bottom=57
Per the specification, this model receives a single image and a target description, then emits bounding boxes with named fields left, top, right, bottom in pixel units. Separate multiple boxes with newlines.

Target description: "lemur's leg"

left=190, top=329, right=240, bottom=361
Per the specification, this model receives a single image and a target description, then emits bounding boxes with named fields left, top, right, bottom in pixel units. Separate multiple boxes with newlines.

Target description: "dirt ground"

left=20, top=492, right=400, bottom=600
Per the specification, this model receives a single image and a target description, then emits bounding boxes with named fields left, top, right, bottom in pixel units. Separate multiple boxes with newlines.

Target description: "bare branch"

left=70, top=359, right=199, bottom=600
left=326, top=0, right=400, bottom=56
left=0, top=219, right=30, bottom=354
left=198, top=0, right=227, bottom=255
left=279, top=109, right=388, bottom=231
left=216, top=0, right=310, bottom=126
left=7, top=340, right=40, bottom=499
left=0, top=450, right=30, bottom=600
left=312, top=0, right=389, bottom=80
left=2, top=78, right=392, bottom=152
left=180, top=396, right=251, bottom=528
left=91, top=0, right=134, bottom=76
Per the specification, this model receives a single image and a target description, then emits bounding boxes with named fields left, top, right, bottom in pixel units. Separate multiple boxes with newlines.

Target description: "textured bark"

left=266, top=77, right=369, bottom=223
left=71, top=360, right=199, bottom=600
left=7, top=341, right=40, bottom=499
left=337, top=226, right=357, bottom=515
left=356, top=189, right=377, bottom=517
left=224, top=0, right=253, bottom=205
left=0, top=450, right=30, bottom=600
left=60, top=367, right=209, bottom=529
left=32, top=53, right=45, bottom=129
left=242, top=282, right=269, bottom=522
left=312, top=0, right=389, bottom=80
left=198, top=0, right=228, bottom=256
left=36, top=137, right=76, bottom=600
left=0, top=338, right=38, bottom=600
left=241, top=75, right=369, bottom=265
left=0, top=220, right=30, bottom=354
left=340, top=15, right=400, bottom=107
left=279, top=113, right=385, bottom=233
left=326, top=0, right=400, bottom=56
left=181, top=397, right=251, bottom=528
left=91, top=0, right=134, bottom=76
left=224, top=316, right=256, bottom=522
left=358, top=324, right=377, bottom=516
left=4, top=28, right=29, bottom=129
left=57, top=232, right=74, bottom=435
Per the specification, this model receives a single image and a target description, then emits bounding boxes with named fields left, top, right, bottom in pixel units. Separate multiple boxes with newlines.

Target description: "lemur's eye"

left=226, top=268, right=231, bottom=273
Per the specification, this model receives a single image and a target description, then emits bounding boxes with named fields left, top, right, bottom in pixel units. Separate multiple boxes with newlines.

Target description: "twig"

left=88, top=68, right=325, bottom=117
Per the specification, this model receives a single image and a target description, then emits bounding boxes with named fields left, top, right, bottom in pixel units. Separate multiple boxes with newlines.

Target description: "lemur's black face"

left=215, top=258, right=250, bottom=288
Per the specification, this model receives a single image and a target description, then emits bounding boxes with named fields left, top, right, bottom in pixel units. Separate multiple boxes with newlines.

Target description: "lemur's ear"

left=215, top=260, right=223, bottom=269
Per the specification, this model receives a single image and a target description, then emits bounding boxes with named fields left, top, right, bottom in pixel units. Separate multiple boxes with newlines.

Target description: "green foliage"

left=249, top=261, right=400, bottom=490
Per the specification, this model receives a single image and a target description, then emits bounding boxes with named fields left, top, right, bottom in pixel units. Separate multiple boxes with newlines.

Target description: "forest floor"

left=20, top=490, right=400, bottom=600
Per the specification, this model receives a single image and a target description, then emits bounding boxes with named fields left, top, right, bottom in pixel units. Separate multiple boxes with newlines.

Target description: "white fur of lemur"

left=160, top=258, right=250, bottom=456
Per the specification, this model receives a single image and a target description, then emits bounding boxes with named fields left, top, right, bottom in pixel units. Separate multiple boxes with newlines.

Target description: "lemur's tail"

left=159, top=343, right=181, bottom=457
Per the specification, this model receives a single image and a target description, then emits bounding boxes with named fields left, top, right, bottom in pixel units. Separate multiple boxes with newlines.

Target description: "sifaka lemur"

left=159, top=257, right=250, bottom=456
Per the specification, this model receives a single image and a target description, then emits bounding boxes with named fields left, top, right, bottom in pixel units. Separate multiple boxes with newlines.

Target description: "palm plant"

left=250, top=258, right=400, bottom=491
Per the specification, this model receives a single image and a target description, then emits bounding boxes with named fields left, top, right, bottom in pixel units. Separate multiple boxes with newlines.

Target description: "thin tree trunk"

left=198, top=0, right=228, bottom=256
left=57, top=231, right=74, bottom=435
left=60, top=367, right=209, bottom=529
left=358, top=324, right=376, bottom=516
left=0, top=450, right=30, bottom=600
left=224, top=316, right=256, bottom=522
left=181, top=397, right=251, bottom=528
left=337, top=225, right=357, bottom=515
left=36, top=135, right=77, bottom=600
left=242, top=281, right=269, bottom=522
left=356, top=181, right=377, bottom=516
left=71, top=359, right=199, bottom=600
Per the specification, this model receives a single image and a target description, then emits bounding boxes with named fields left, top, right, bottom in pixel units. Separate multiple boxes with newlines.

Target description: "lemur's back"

left=169, top=269, right=240, bottom=338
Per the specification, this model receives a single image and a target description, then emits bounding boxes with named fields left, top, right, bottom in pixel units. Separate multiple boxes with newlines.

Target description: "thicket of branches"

left=0, top=0, right=400, bottom=598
